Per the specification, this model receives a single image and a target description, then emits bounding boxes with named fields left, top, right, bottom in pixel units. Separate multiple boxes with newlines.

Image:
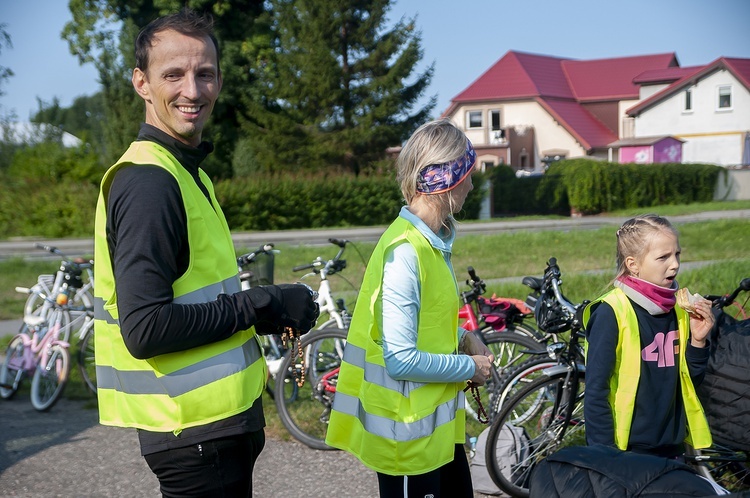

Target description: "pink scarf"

left=615, top=275, right=677, bottom=315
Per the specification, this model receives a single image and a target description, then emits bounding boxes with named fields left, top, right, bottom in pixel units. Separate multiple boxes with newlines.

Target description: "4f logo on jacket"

left=641, top=330, right=679, bottom=367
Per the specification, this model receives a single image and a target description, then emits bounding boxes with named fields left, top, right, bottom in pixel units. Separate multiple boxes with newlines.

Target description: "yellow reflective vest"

left=94, top=141, right=266, bottom=433
left=325, top=216, right=465, bottom=475
left=583, top=288, right=712, bottom=450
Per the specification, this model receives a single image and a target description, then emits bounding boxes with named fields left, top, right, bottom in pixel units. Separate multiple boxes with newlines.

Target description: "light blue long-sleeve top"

left=379, top=206, right=476, bottom=383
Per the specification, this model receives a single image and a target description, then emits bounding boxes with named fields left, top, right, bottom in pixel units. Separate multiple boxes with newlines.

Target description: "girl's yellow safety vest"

left=583, top=288, right=712, bottom=450
left=93, top=141, right=266, bottom=433
left=325, top=216, right=465, bottom=475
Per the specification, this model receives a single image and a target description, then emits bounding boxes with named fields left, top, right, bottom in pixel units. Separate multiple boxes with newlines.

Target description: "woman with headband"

left=326, top=119, right=494, bottom=497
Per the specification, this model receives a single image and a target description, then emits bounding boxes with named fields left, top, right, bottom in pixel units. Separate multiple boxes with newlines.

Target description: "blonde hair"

left=615, top=214, right=679, bottom=280
left=397, top=118, right=470, bottom=209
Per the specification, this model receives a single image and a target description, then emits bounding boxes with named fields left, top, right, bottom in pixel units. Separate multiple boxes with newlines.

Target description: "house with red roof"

left=443, top=51, right=750, bottom=171
left=626, top=57, right=750, bottom=167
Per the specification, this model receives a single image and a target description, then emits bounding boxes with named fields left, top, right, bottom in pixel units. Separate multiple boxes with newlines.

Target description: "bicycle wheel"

left=493, top=356, right=557, bottom=414
left=505, top=320, right=546, bottom=342
left=1, top=336, right=26, bottom=399
left=485, top=371, right=586, bottom=498
left=685, top=443, right=750, bottom=493
left=30, top=344, right=70, bottom=411
left=77, top=321, right=97, bottom=395
left=465, top=332, right=542, bottom=441
left=275, top=327, right=347, bottom=450
left=23, top=275, right=54, bottom=317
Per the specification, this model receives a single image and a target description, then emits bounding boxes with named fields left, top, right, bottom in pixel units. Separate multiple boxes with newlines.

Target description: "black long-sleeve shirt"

left=584, top=299, right=710, bottom=457
left=106, top=123, right=265, bottom=455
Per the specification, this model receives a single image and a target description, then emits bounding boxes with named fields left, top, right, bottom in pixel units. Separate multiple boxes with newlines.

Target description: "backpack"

left=470, top=424, right=531, bottom=496
left=696, top=318, right=750, bottom=451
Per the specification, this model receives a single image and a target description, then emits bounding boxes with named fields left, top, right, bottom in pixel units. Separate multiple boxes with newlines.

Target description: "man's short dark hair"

left=134, top=8, right=220, bottom=73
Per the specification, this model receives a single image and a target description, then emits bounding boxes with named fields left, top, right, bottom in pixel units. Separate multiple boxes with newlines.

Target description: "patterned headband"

left=416, top=140, right=476, bottom=195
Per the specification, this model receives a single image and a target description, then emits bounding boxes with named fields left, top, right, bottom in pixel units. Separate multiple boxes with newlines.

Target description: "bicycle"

left=458, top=266, right=545, bottom=442
left=236, top=242, right=295, bottom=402
left=0, top=309, right=72, bottom=411
left=484, top=257, right=588, bottom=498
left=684, top=276, right=750, bottom=493
left=487, top=265, right=586, bottom=416
left=15, top=244, right=97, bottom=395
left=21, top=243, right=94, bottom=342
left=291, top=238, right=357, bottom=331
left=273, top=265, right=545, bottom=452
left=273, top=326, right=346, bottom=450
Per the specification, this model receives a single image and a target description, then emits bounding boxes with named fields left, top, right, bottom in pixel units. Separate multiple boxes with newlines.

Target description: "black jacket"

left=529, top=445, right=722, bottom=497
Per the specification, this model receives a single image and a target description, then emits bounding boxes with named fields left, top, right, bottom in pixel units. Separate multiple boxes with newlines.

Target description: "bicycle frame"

left=6, top=319, right=69, bottom=389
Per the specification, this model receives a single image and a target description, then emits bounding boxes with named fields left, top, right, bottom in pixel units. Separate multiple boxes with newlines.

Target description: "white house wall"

left=633, top=70, right=750, bottom=165
left=638, top=84, right=670, bottom=100
left=448, top=101, right=586, bottom=170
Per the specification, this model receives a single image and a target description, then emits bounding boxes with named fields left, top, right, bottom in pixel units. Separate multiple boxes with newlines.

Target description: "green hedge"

left=492, top=160, right=722, bottom=216
left=0, top=173, right=486, bottom=238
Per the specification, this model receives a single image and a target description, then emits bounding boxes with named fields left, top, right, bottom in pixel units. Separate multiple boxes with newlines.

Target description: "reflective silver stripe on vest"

left=94, top=297, right=118, bottom=325
left=94, top=276, right=240, bottom=323
left=343, top=342, right=427, bottom=396
left=96, top=337, right=261, bottom=397
left=332, top=390, right=463, bottom=442
left=172, top=275, right=241, bottom=305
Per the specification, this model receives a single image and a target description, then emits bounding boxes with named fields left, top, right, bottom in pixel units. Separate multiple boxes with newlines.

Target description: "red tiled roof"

left=633, top=66, right=701, bottom=85
left=445, top=50, right=679, bottom=150
left=537, top=98, right=618, bottom=150
left=563, top=53, right=678, bottom=101
left=450, top=51, right=572, bottom=102
left=627, top=57, right=750, bottom=116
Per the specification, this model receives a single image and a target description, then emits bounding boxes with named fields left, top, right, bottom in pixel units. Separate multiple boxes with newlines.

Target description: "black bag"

left=529, top=445, right=725, bottom=497
left=697, top=318, right=750, bottom=451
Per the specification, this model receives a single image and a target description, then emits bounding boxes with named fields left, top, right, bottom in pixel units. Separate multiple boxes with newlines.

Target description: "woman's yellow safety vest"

left=93, top=141, right=266, bottom=433
left=583, top=288, right=712, bottom=450
left=325, top=216, right=465, bottom=475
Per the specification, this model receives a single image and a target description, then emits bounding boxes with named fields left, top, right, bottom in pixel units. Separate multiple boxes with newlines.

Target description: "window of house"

left=717, top=85, right=732, bottom=110
left=490, top=110, right=501, bottom=131
left=684, top=88, right=692, bottom=112
left=519, top=148, right=529, bottom=169
left=467, top=110, right=482, bottom=129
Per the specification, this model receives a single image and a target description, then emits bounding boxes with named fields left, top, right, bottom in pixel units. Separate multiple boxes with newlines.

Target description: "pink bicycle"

left=0, top=310, right=71, bottom=411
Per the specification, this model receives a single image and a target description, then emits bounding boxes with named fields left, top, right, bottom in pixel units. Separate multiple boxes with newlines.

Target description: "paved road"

left=3, top=209, right=749, bottom=261
left=0, top=396, right=382, bottom=498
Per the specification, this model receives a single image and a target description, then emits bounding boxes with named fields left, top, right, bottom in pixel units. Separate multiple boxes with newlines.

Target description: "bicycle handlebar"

left=237, top=242, right=275, bottom=267
left=708, top=277, right=750, bottom=310
left=292, top=239, right=349, bottom=275
left=34, top=243, right=93, bottom=268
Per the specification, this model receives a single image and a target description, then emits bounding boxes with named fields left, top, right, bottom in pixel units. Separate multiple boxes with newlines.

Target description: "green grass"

left=2, top=212, right=748, bottom=418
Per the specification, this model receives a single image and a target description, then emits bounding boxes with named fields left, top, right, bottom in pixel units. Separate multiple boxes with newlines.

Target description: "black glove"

left=247, top=284, right=319, bottom=335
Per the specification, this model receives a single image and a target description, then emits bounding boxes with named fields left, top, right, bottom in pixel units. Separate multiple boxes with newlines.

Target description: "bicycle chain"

left=282, top=327, right=306, bottom=387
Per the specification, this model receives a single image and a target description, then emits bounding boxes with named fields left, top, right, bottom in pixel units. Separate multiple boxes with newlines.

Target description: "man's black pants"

left=144, top=430, right=265, bottom=497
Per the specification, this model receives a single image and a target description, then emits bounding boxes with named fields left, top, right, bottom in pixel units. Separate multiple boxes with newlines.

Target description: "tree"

left=243, top=0, right=435, bottom=175
left=0, top=24, right=14, bottom=99
left=63, top=0, right=272, bottom=178
left=32, top=94, right=106, bottom=157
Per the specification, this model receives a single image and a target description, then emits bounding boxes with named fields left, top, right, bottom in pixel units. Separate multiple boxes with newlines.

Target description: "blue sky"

left=1, top=0, right=749, bottom=122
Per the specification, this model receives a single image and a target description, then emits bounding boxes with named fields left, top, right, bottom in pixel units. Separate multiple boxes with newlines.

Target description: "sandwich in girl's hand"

left=676, top=287, right=707, bottom=314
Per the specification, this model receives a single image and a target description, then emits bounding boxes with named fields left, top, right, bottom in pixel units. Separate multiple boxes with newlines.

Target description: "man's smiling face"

left=132, top=29, right=222, bottom=147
